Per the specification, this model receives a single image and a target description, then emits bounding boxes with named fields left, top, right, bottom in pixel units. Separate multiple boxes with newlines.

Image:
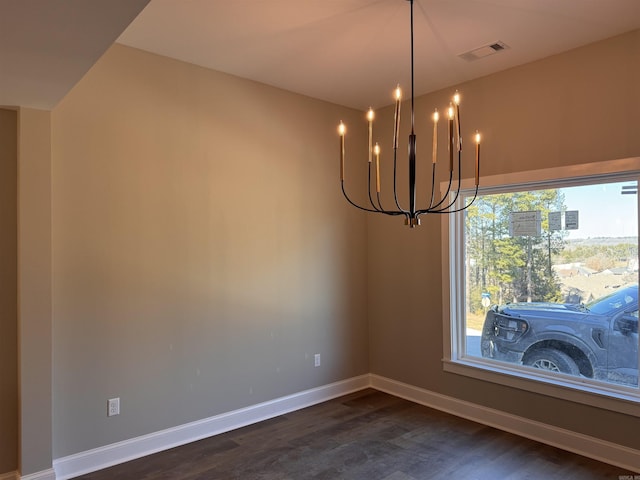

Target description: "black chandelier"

left=338, top=0, right=481, bottom=228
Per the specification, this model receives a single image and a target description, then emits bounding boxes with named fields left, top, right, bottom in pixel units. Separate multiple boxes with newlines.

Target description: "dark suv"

left=480, top=285, right=639, bottom=386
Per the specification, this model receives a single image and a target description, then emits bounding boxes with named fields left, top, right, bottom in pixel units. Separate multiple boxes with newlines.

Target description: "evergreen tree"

left=465, top=189, right=565, bottom=312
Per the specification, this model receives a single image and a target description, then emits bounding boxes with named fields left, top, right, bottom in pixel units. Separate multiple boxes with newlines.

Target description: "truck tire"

left=524, top=348, right=580, bottom=376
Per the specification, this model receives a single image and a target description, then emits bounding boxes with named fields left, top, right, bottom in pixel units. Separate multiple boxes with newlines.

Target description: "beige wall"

left=368, top=29, right=640, bottom=450
left=0, top=108, right=18, bottom=475
left=51, top=44, right=369, bottom=457
left=17, top=107, right=53, bottom=475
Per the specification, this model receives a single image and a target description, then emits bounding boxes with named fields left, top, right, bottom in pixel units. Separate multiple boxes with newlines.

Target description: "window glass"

left=462, top=180, right=639, bottom=388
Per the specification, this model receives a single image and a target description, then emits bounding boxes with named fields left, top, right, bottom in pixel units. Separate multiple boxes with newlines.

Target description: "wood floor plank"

left=73, top=389, right=634, bottom=479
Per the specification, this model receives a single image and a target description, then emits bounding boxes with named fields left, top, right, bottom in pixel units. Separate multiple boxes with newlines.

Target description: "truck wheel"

left=524, top=348, right=580, bottom=376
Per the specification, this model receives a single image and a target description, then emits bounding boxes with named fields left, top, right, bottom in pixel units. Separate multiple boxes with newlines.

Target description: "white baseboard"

left=370, top=374, right=640, bottom=473
left=20, top=469, right=55, bottom=480
left=0, top=471, right=18, bottom=480
left=52, top=373, right=640, bottom=479
left=53, top=375, right=370, bottom=480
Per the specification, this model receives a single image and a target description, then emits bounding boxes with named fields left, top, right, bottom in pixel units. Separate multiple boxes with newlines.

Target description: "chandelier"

left=337, top=0, right=481, bottom=228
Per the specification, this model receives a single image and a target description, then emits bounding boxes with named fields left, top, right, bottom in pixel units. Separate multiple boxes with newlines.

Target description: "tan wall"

left=368, top=29, right=640, bottom=450
left=0, top=108, right=18, bottom=475
left=17, top=107, right=53, bottom=475
left=51, top=44, right=369, bottom=457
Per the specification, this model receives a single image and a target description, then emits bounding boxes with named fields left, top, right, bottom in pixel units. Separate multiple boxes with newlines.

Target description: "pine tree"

left=465, top=188, right=565, bottom=312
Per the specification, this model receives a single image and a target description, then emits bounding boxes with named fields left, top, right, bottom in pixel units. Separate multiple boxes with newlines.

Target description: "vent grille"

left=459, top=41, right=509, bottom=62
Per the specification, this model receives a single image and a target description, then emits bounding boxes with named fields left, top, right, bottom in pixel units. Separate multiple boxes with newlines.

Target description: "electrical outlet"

left=108, top=397, right=120, bottom=417
left=314, top=354, right=321, bottom=367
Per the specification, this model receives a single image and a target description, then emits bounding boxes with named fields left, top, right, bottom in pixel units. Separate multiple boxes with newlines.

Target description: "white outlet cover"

left=108, top=397, right=120, bottom=416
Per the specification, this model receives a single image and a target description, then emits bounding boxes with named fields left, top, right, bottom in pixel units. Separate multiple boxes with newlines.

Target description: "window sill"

left=443, top=357, right=640, bottom=417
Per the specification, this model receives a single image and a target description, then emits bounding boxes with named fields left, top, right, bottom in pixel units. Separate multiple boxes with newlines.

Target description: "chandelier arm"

left=375, top=191, right=385, bottom=212
left=426, top=170, right=454, bottom=211
left=428, top=162, right=437, bottom=209
left=464, top=187, right=479, bottom=208
left=342, top=181, right=406, bottom=216
left=425, top=150, right=464, bottom=213
left=429, top=188, right=460, bottom=213
left=430, top=156, right=462, bottom=213
left=367, top=163, right=382, bottom=212
left=375, top=188, right=408, bottom=219
left=418, top=185, right=478, bottom=217
left=341, top=181, right=382, bottom=213
left=457, top=104, right=462, bottom=153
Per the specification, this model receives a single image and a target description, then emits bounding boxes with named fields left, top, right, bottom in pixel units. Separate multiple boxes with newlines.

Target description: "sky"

left=560, top=181, right=638, bottom=239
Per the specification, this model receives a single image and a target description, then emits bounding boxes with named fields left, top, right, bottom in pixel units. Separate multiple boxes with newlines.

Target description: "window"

left=444, top=158, right=640, bottom=414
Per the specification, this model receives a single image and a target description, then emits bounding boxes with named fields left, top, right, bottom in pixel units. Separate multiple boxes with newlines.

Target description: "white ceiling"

left=118, top=0, right=640, bottom=110
left=0, top=0, right=150, bottom=110
left=3, top=0, right=640, bottom=111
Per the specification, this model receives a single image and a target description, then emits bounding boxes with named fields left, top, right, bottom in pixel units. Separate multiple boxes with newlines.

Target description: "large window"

left=445, top=159, right=640, bottom=412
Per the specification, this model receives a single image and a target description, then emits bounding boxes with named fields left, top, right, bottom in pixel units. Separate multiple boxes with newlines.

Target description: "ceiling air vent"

left=459, top=41, right=509, bottom=62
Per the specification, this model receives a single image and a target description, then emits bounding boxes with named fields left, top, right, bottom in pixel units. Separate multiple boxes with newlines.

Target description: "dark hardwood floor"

left=75, top=389, right=633, bottom=479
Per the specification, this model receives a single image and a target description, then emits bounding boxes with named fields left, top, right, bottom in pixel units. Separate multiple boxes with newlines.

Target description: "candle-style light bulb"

left=448, top=104, right=454, bottom=171
left=374, top=143, right=381, bottom=193
left=367, top=108, right=374, bottom=122
left=338, top=121, right=346, bottom=181
left=367, top=107, right=374, bottom=163
left=453, top=91, right=461, bottom=151
left=393, top=85, right=402, bottom=149
left=474, top=130, right=481, bottom=186
left=432, top=109, right=439, bottom=164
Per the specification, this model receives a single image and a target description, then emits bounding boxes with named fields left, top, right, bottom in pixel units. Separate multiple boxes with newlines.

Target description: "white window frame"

left=442, top=157, right=640, bottom=417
